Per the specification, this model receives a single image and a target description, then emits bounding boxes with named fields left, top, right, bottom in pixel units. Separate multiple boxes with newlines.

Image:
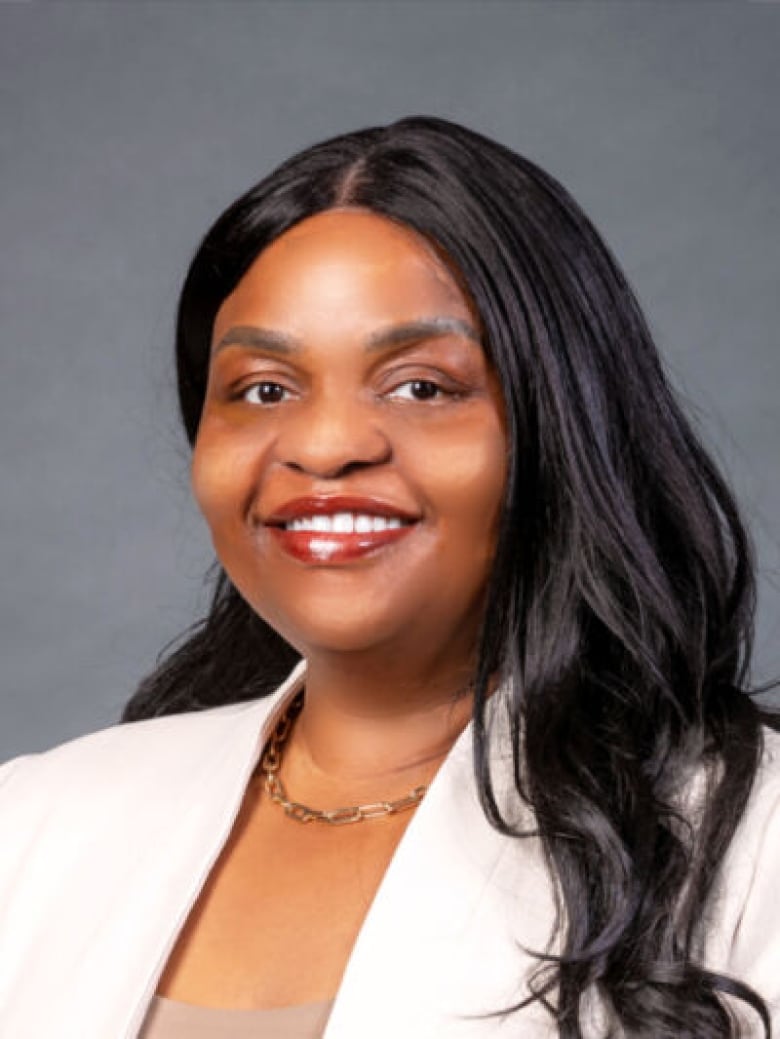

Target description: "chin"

left=245, top=596, right=425, bottom=659
left=269, top=616, right=406, bottom=657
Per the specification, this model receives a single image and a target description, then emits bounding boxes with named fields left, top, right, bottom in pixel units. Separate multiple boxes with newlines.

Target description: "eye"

left=242, top=381, right=291, bottom=405
left=386, top=379, right=448, bottom=402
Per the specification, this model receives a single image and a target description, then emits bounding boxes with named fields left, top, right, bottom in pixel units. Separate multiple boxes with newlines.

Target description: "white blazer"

left=1, top=660, right=779, bottom=1038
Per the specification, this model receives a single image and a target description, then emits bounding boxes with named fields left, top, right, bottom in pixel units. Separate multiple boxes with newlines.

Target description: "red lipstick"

left=265, top=495, right=419, bottom=525
left=263, top=495, right=419, bottom=564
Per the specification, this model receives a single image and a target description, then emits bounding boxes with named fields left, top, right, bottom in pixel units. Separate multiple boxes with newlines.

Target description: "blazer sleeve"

left=0, top=754, right=37, bottom=861
left=728, top=792, right=780, bottom=1030
left=0, top=755, right=26, bottom=787
left=714, top=728, right=780, bottom=1035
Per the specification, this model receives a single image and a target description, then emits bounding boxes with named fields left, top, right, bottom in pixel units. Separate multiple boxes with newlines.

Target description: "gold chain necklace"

left=259, top=691, right=428, bottom=825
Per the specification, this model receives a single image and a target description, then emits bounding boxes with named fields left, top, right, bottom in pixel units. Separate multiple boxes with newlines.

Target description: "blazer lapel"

left=122, top=662, right=308, bottom=1036
left=0, top=662, right=307, bottom=1038
left=324, top=696, right=558, bottom=1037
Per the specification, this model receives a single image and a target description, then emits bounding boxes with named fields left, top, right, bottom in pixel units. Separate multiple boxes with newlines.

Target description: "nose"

left=275, top=394, right=392, bottom=479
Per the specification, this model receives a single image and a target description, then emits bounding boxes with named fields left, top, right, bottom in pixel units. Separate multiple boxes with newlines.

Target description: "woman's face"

left=192, top=209, right=507, bottom=664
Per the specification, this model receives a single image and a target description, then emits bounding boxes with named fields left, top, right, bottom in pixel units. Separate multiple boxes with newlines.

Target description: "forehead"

left=213, top=209, right=477, bottom=338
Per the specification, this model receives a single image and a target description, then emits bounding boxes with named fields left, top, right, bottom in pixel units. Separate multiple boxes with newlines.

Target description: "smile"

left=262, top=496, right=421, bottom=564
left=283, top=512, right=407, bottom=533
left=268, top=517, right=415, bottom=564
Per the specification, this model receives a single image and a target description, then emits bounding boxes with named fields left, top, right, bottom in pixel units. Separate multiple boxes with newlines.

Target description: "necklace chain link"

left=259, top=692, right=428, bottom=825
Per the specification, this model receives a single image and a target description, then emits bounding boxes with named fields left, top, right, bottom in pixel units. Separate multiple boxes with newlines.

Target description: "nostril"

left=279, top=438, right=392, bottom=480
left=283, top=458, right=386, bottom=480
left=337, top=458, right=385, bottom=478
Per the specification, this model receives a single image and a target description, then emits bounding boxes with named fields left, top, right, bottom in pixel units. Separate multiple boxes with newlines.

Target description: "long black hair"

left=123, top=116, right=778, bottom=1037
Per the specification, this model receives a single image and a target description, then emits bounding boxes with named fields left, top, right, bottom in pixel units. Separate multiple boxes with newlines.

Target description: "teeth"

left=332, top=512, right=353, bottom=533
left=285, top=513, right=405, bottom=533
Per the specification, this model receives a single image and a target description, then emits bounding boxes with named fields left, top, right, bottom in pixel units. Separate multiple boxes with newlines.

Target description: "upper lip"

left=263, top=495, right=421, bottom=526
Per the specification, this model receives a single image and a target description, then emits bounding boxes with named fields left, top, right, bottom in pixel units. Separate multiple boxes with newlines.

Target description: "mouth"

left=280, top=512, right=409, bottom=533
left=263, top=497, right=420, bottom=564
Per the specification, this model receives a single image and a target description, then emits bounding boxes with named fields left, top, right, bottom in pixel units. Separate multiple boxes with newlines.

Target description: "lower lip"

left=268, top=525, right=415, bottom=564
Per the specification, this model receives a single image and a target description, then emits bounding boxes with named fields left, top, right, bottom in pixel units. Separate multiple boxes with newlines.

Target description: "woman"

left=0, top=116, right=777, bottom=1039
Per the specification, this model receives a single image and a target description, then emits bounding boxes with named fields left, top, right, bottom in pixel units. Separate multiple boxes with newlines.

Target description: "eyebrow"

left=212, top=316, right=481, bottom=356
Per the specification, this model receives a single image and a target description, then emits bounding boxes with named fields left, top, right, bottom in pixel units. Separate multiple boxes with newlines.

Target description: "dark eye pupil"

left=259, top=382, right=284, bottom=403
left=412, top=380, right=438, bottom=400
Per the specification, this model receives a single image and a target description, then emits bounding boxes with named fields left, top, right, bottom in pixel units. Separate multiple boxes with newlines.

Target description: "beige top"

left=138, top=995, right=334, bottom=1038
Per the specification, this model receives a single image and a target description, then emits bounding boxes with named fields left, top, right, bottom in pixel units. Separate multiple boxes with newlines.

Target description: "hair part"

left=124, top=116, right=778, bottom=1037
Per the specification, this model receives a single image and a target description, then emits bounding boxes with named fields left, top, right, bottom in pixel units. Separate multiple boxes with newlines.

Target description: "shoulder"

left=0, top=663, right=306, bottom=1028
left=0, top=699, right=263, bottom=803
left=759, top=721, right=780, bottom=771
left=716, top=724, right=780, bottom=878
left=702, top=724, right=780, bottom=1028
left=746, top=723, right=780, bottom=824
left=0, top=660, right=306, bottom=852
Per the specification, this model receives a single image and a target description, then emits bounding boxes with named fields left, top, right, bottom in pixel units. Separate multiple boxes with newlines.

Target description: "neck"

left=286, top=652, right=478, bottom=787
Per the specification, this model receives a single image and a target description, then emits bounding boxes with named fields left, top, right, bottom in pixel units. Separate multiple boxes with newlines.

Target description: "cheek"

left=422, top=424, right=507, bottom=551
left=190, top=428, right=224, bottom=523
left=458, top=460, right=506, bottom=563
left=190, top=421, right=262, bottom=527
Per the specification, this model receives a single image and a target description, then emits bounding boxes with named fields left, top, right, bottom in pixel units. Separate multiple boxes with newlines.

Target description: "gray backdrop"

left=2, top=2, right=778, bottom=762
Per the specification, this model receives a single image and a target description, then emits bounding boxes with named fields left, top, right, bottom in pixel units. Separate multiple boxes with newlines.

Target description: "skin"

left=157, top=209, right=508, bottom=1008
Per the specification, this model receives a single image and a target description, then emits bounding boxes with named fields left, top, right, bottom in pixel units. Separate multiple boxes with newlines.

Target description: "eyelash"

left=241, top=382, right=292, bottom=406
left=387, top=379, right=451, bottom=402
left=239, top=378, right=460, bottom=406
